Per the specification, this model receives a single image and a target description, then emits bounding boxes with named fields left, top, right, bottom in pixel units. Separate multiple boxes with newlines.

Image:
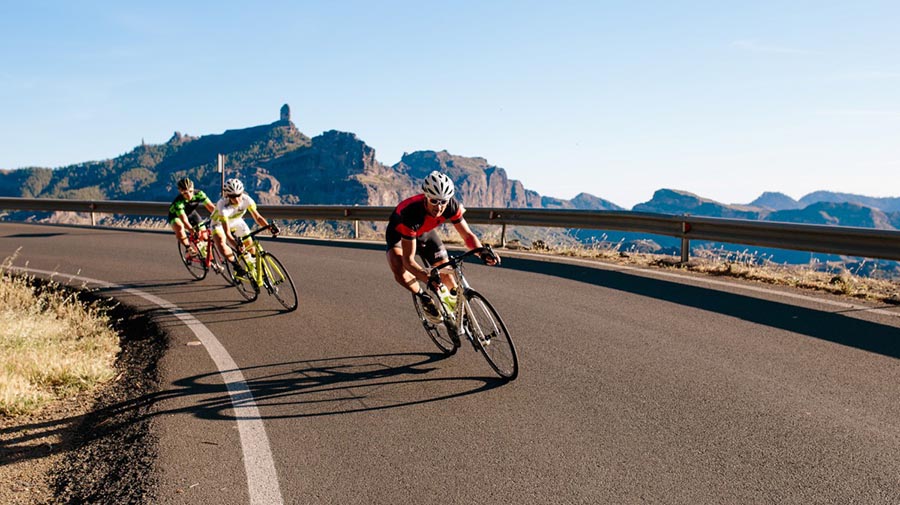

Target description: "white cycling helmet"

left=422, top=171, right=455, bottom=201
left=223, top=178, right=244, bottom=195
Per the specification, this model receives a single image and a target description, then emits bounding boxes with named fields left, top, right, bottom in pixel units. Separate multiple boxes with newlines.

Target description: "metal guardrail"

left=2, top=196, right=900, bottom=262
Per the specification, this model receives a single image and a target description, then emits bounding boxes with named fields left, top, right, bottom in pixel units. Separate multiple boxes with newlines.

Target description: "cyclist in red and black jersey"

left=386, top=171, right=499, bottom=322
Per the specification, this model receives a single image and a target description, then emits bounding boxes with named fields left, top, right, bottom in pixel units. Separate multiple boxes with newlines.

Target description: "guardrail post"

left=90, top=203, right=97, bottom=227
left=354, top=220, right=359, bottom=239
left=681, top=221, right=691, bottom=263
left=489, top=211, right=507, bottom=247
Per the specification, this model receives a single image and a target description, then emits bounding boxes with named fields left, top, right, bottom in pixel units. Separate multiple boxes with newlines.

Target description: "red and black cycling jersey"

left=386, top=194, right=465, bottom=245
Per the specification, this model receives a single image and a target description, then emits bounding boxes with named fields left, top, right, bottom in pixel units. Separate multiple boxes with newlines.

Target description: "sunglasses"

left=428, top=198, right=449, bottom=205
left=227, top=193, right=242, bottom=199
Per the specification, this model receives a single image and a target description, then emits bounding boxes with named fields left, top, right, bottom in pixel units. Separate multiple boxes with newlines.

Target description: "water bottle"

left=241, top=237, right=255, bottom=269
left=437, top=285, right=457, bottom=313
left=198, top=241, right=208, bottom=257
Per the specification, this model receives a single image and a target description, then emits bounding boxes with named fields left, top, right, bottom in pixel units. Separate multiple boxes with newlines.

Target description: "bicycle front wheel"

left=261, top=252, right=298, bottom=311
left=178, top=241, right=207, bottom=280
left=463, top=291, right=518, bottom=380
left=225, top=255, right=258, bottom=302
left=412, top=293, right=458, bottom=355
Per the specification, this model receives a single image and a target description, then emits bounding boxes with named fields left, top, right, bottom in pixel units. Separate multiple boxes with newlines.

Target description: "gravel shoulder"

left=0, top=295, right=167, bottom=504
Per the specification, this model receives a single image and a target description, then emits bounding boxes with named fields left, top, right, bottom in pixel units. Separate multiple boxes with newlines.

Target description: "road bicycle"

left=177, top=218, right=229, bottom=282
left=412, top=246, right=519, bottom=380
left=223, top=224, right=299, bottom=312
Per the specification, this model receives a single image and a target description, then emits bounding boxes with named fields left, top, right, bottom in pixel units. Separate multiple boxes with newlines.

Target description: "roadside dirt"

left=0, top=295, right=167, bottom=504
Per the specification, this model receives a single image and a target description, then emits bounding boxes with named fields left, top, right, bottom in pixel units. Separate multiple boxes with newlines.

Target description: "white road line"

left=502, top=251, right=900, bottom=319
left=13, top=267, right=284, bottom=505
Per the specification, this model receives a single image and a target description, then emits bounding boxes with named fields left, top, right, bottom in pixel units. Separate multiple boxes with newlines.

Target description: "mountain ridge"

left=1, top=105, right=897, bottom=232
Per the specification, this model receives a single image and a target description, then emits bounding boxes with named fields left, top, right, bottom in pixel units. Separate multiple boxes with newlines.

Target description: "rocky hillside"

left=0, top=105, right=613, bottom=212
left=0, top=118, right=310, bottom=202
left=540, top=192, right=622, bottom=211
left=633, top=189, right=765, bottom=219
left=765, top=202, right=896, bottom=229
left=799, top=191, right=900, bottom=213
left=749, top=192, right=801, bottom=211
left=633, top=189, right=900, bottom=231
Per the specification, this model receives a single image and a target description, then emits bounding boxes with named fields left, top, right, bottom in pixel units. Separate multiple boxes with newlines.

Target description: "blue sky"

left=2, top=1, right=899, bottom=209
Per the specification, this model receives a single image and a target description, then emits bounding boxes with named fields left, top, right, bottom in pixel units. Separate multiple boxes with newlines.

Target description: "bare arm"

left=453, top=218, right=482, bottom=251
left=248, top=207, right=269, bottom=229
left=179, top=212, right=193, bottom=230
left=453, top=218, right=498, bottom=265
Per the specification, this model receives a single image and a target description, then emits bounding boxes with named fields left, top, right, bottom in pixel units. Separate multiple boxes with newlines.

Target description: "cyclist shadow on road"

left=504, top=256, right=900, bottom=360
left=166, top=351, right=508, bottom=421
left=74, top=352, right=499, bottom=425
left=0, top=352, right=504, bottom=466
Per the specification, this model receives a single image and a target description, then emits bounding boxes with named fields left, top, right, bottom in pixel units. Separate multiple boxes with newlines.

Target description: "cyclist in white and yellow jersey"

left=212, top=178, right=279, bottom=277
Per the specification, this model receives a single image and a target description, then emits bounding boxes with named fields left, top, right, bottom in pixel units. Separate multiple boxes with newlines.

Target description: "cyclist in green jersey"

left=168, top=178, right=216, bottom=255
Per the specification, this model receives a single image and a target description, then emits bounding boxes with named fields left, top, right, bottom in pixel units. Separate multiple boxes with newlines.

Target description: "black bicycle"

left=412, top=246, right=519, bottom=380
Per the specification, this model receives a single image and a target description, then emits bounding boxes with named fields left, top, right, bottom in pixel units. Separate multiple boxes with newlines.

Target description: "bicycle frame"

left=431, top=250, right=489, bottom=349
left=437, top=267, right=468, bottom=338
left=239, top=237, right=270, bottom=288
left=188, top=226, right=214, bottom=268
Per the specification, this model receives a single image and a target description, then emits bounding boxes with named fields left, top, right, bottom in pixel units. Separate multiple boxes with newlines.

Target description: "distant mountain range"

left=634, top=189, right=900, bottom=230
left=2, top=104, right=898, bottom=267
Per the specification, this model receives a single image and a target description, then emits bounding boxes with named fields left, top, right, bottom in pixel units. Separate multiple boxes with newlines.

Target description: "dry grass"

left=514, top=238, right=900, bottom=305
left=0, top=252, right=120, bottom=417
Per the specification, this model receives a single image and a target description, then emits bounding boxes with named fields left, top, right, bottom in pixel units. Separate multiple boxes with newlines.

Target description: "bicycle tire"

left=261, top=252, right=298, bottom=312
left=412, top=292, right=458, bottom=355
left=463, top=290, right=518, bottom=380
left=178, top=241, right=207, bottom=280
left=224, top=254, right=259, bottom=301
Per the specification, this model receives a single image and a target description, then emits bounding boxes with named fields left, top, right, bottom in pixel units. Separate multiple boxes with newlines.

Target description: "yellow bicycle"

left=224, top=225, right=299, bottom=312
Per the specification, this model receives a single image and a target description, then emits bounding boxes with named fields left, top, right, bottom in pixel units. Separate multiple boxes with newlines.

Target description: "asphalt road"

left=2, top=222, right=900, bottom=504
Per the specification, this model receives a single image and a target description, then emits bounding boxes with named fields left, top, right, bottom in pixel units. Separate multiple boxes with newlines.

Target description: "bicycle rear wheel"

left=224, top=255, right=258, bottom=301
left=412, top=292, right=458, bottom=355
left=261, top=252, right=298, bottom=311
left=178, top=241, right=207, bottom=280
left=463, top=291, right=518, bottom=380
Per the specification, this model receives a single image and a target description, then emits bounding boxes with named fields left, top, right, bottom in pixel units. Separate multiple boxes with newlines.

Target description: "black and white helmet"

left=422, top=171, right=455, bottom=201
left=223, top=178, right=244, bottom=195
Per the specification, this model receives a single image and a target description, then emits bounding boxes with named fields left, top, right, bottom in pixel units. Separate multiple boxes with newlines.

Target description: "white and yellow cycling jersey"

left=212, top=194, right=257, bottom=238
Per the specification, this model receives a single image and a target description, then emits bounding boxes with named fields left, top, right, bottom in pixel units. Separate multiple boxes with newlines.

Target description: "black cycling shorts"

left=386, top=228, right=449, bottom=267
